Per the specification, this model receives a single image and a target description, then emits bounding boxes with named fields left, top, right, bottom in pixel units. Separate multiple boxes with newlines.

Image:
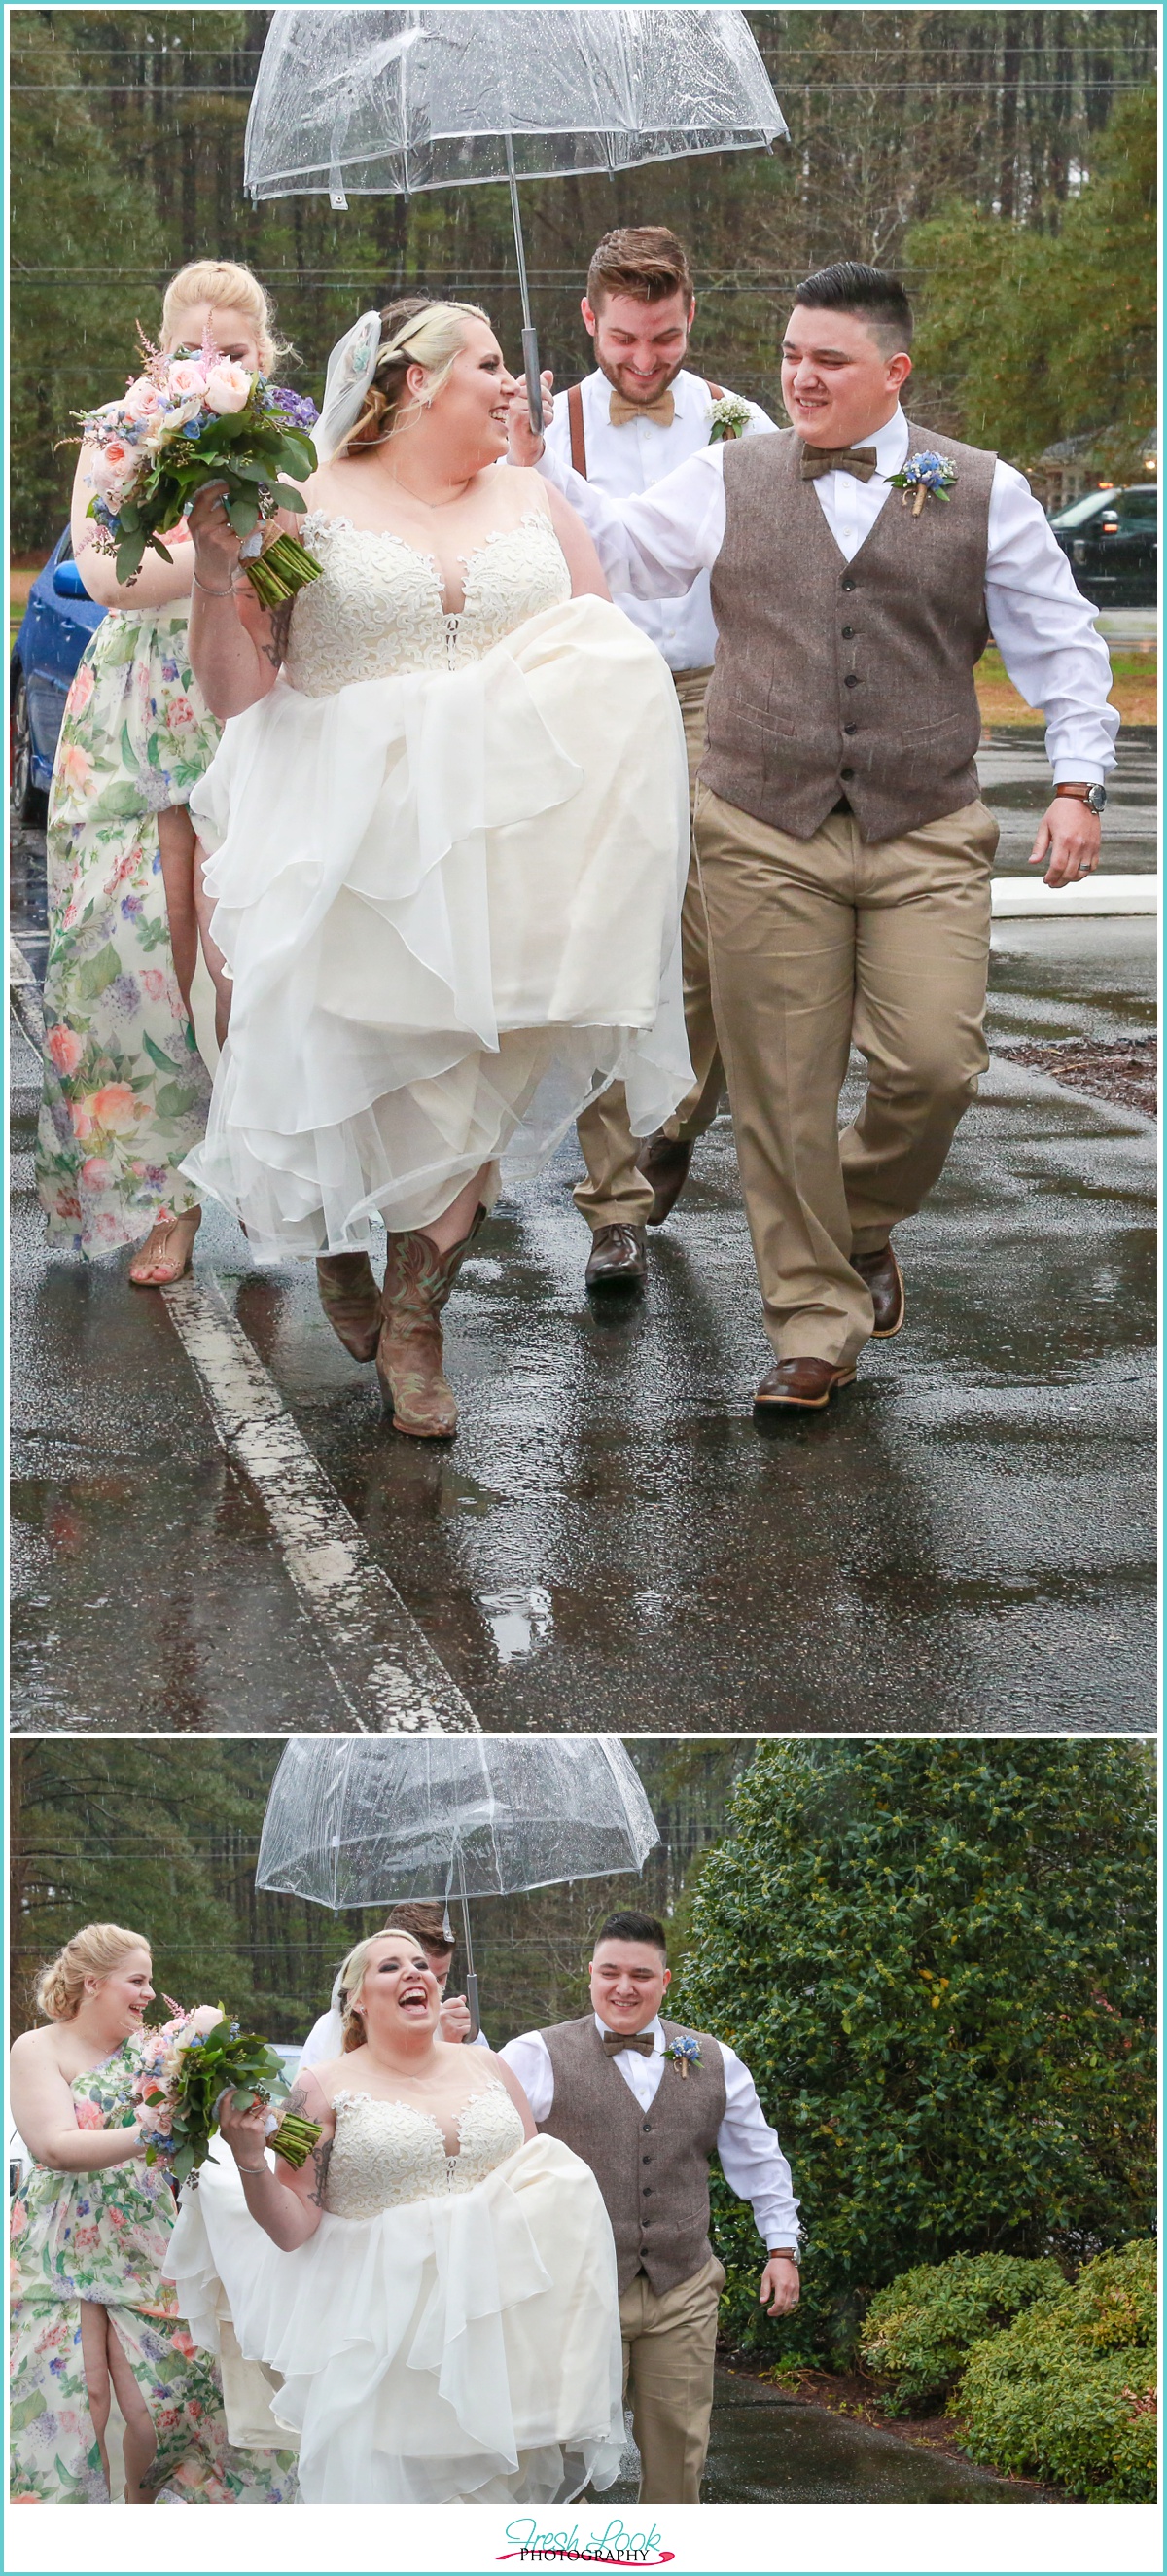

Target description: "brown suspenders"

left=565, top=379, right=726, bottom=481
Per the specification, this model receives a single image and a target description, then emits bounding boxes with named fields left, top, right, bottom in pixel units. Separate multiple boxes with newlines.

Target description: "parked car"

left=10, top=526, right=105, bottom=821
left=1049, top=483, right=1158, bottom=608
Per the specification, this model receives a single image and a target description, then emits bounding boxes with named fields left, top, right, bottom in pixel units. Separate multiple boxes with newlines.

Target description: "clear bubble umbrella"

left=244, top=7, right=787, bottom=424
left=255, top=1735, right=661, bottom=2036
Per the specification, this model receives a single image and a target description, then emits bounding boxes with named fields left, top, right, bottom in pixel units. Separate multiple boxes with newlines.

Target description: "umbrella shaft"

left=465, top=1970, right=481, bottom=2044
left=504, top=134, right=533, bottom=331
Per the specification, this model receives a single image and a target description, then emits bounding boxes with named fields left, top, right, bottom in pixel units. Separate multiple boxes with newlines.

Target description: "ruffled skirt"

left=183, top=593, right=692, bottom=1252
left=164, top=2135, right=625, bottom=2505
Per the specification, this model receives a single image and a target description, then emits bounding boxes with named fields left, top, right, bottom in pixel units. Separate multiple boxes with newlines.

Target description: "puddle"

left=597, top=2369, right=1043, bottom=2505
left=477, top=1585, right=554, bottom=1663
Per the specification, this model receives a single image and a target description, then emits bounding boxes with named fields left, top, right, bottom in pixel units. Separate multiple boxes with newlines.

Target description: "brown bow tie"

left=602, top=2028, right=656, bottom=2057
left=609, top=387, right=676, bottom=431
left=799, top=442, right=879, bottom=483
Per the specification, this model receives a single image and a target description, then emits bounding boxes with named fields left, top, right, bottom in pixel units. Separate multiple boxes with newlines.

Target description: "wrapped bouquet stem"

left=77, top=327, right=321, bottom=606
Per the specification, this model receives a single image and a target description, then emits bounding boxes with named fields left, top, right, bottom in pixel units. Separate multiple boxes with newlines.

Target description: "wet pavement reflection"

left=599, top=2369, right=1043, bottom=2504
left=10, top=818, right=1156, bottom=1732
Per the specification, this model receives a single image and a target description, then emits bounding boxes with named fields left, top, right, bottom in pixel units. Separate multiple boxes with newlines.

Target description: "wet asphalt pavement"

left=10, top=731, right=1156, bottom=1734
left=599, top=2369, right=1043, bottom=2504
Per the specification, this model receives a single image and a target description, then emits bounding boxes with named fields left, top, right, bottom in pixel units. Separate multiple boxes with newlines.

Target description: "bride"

left=164, top=1927, right=624, bottom=2505
left=182, top=297, right=691, bottom=1438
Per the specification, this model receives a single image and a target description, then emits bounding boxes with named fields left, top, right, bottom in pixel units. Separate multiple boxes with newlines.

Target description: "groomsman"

left=544, top=227, right=776, bottom=1295
left=514, top=263, right=1117, bottom=1405
left=500, top=1911, right=799, bottom=2503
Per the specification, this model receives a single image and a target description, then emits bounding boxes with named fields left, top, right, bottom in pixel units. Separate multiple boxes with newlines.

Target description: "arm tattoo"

left=283, top=2083, right=310, bottom=2120
left=307, top=2136, right=334, bottom=2208
left=259, top=600, right=294, bottom=670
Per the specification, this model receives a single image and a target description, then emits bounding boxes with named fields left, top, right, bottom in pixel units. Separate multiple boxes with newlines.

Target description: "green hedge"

left=954, top=2241, right=1157, bottom=2501
left=859, top=2253, right=1065, bottom=2415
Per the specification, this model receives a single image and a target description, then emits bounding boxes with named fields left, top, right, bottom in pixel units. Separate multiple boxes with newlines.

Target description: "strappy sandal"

left=127, top=1206, right=201, bottom=1288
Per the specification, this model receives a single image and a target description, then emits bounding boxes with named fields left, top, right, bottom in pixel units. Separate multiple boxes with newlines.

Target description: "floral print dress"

left=35, top=603, right=219, bottom=1258
left=9, top=2031, right=298, bottom=2504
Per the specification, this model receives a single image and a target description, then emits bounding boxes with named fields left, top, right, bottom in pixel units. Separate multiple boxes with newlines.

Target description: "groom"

left=513, top=262, right=1117, bottom=1408
left=500, top=1911, right=799, bottom=2503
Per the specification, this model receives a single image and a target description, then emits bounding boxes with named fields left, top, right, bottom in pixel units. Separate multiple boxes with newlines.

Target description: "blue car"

left=10, top=526, right=105, bottom=820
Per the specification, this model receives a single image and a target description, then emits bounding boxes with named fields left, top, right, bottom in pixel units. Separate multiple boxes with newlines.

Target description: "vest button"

left=841, top=626, right=854, bottom=638
left=840, top=766, right=855, bottom=780
left=841, top=576, right=857, bottom=590
left=642, top=2154, right=652, bottom=2164
left=642, top=2122, right=651, bottom=2132
left=844, top=672, right=860, bottom=688
left=843, top=723, right=858, bottom=735
left=643, top=2186, right=652, bottom=2196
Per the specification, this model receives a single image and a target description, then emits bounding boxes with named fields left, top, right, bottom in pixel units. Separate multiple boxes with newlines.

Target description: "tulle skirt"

left=183, top=595, right=692, bottom=1253
left=164, top=2135, right=625, bottom=2505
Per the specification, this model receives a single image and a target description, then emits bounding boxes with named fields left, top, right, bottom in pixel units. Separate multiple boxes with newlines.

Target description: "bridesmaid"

left=9, top=1921, right=298, bottom=2505
left=35, top=259, right=289, bottom=1285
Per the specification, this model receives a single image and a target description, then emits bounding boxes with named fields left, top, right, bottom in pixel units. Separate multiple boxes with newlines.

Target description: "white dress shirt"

left=538, top=404, right=1117, bottom=783
left=499, top=2012, right=800, bottom=2252
left=543, top=366, right=776, bottom=673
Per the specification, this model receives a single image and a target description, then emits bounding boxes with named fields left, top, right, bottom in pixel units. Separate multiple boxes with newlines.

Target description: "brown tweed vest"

left=703, top=420, right=996, bottom=843
left=539, top=2015, right=726, bottom=2295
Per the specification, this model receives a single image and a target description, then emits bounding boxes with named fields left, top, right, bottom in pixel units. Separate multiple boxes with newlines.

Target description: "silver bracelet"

left=193, top=567, right=235, bottom=597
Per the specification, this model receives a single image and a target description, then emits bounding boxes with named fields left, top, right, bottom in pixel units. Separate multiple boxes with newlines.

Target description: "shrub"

left=673, top=1741, right=1155, bottom=2365
left=859, top=2253, right=1065, bottom=2414
left=954, top=2240, right=1157, bottom=2501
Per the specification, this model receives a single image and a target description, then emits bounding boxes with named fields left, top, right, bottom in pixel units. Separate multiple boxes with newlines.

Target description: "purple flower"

left=110, top=974, right=140, bottom=1015
left=121, top=894, right=144, bottom=919
left=160, top=659, right=180, bottom=683
left=268, top=385, right=319, bottom=430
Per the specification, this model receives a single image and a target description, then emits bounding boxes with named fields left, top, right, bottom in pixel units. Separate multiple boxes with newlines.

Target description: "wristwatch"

left=1054, top=783, right=1107, bottom=815
left=768, top=2245, right=800, bottom=2264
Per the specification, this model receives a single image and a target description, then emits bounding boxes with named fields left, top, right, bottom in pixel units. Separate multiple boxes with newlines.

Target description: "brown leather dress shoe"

left=851, top=1243, right=904, bottom=1338
left=754, top=1356, right=857, bottom=1411
left=584, top=1223, right=648, bottom=1293
left=635, top=1131, right=693, bottom=1226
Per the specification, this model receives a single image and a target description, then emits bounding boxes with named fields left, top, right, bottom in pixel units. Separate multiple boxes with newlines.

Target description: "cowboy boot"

left=316, top=1252, right=382, bottom=1364
left=376, top=1205, right=487, bottom=1439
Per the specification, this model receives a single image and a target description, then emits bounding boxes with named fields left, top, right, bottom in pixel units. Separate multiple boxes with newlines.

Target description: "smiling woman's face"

left=353, top=1936, right=442, bottom=2040
left=89, top=1946, right=155, bottom=2033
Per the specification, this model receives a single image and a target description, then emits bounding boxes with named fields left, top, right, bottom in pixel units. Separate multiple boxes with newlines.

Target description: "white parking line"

left=161, top=1270, right=478, bottom=1734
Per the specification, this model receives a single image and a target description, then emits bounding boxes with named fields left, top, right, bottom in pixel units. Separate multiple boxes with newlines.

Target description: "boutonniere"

left=707, top=392, right=752, bottom=446
left=889, top=450, right=958, bottom=516
left=664, top=2034, right=702, bottom=2078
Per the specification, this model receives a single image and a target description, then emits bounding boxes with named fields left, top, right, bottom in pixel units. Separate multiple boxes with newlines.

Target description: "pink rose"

left=80, top=1155, right=114, bottom=1188
left=69, top=1104, right=94, bottom=1141
left=73, top=2099, right=104, bottom=2131
left=70, top=661, right=95, bottom=717
left=124, top=377, right=164, bottom=422
left=90, top=1083, right=139, bottom=1131
left=142, top=969, right=167, bottom=1002
left=57, top=742, right=92, bottom=797
left=166, top=695, right=196, bottom=730
left=90, top=438, right=134, bottom=503
left=166, top=358, right=207, bottom=404
left=203, top=359, right=253, bottom=415
left=46, top=1024, right=83, bottom=1078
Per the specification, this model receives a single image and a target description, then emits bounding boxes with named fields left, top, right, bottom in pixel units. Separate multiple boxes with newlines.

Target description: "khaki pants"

left=575, top=668, right=725, bottom=1230
left=618, top=2253, right=725, bottom=2505
left=694, top=785, right=998, bottom=1367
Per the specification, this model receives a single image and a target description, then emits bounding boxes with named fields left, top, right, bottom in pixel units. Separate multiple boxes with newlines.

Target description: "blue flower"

left=268, top=385, right=320, bottom=430
left=121, top=894, right=144, bottom=919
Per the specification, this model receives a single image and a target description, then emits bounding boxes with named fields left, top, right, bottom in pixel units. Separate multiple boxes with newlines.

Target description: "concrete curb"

left=992, top=873, right=1157, bottom=917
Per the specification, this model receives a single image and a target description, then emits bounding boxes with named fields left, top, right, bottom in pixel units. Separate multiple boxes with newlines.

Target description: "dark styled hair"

left=586, top=227, right=693, bottom=312
left=380, top=1901, right=455, bottom=1961
left=793, top=262, right=913, bottom=355
left=593, top=1910, right=668, bottom=1958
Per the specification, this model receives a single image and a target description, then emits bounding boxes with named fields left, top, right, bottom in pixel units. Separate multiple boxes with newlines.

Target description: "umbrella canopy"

left=255, top=1735, right=661, bottom=1911
left=244, top=8, right=787, bottom=204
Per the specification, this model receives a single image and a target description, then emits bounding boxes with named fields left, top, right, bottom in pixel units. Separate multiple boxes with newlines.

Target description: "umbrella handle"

left=465, top=1970, right=481, bottom=2043
left=521, top=327, right=545, bottom=438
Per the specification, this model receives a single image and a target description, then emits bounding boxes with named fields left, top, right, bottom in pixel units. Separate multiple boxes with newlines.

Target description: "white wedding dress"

left=165, top=2079, right=625, bottom=2505
left=183, top=492, right=692, bottom=1252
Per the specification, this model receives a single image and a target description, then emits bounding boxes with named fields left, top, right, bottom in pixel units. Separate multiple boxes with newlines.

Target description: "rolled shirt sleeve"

left=984, top=462, right=1118, bottom=784
left=715, top=2045, right=801, bottom=2251
left=498, top=2029, right=555, bottom=2122
left=536, top=441, right=728, bottom=600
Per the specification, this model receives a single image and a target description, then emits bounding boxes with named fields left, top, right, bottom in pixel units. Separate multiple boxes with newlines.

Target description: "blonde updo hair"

left=160, top=259, right=291, bottom=374
left=337, top=1926, right=429, bottom=2052
left=345, top=297, right=491, bottom=453
left=36, top=1923, right=149, bottom=2023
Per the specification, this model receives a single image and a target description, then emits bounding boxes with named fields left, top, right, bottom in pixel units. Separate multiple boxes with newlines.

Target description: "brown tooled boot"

left=376, top=1206, right=487, bottom=1439
left=316, top=1252, right=383, bottom=1363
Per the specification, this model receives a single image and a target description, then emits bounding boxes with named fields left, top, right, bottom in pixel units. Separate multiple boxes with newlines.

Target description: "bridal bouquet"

left=133, top=2002, right=321, bottom=2184
left=77, top=328, right=322, bottom=608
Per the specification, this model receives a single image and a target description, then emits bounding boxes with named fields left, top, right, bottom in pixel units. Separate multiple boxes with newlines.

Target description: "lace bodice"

left=322, top=2081, right=525, bottom=2218
left=283, top=508, right=571, bottom=695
